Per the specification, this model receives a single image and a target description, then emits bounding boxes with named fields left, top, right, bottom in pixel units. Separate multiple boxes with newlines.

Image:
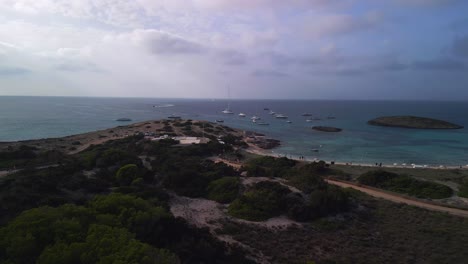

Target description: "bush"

left=228, top=181, right=291, bottom=221
left=116, top=164, right=140, bottom=186
left=0, top=194, right=178, bottom=264
left=206, top=177, right=240, bottom=203
left=358, top=170, right=399, bottom=187
left=358, top=170, right=453, bottom=199
left=244, top=156, right=296, bottom=178
left=459, top=180, right=468, bottom=198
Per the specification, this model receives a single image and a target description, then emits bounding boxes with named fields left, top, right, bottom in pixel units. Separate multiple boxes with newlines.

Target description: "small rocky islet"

left=312, top=126, right=343, bottom=132
left=368, top=116, right=463, bottom=129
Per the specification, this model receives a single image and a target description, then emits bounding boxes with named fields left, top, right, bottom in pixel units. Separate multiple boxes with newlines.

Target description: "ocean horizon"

left=1, top=96, right=467, bottom=166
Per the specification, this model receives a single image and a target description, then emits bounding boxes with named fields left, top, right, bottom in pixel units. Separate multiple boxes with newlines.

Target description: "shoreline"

left=245, top=145, right=468, bottom=170
left=1, top=119, right=467, bottom=170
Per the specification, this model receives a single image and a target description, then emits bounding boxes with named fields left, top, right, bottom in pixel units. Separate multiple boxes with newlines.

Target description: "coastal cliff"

left=368, top=116, right=463, bottom=129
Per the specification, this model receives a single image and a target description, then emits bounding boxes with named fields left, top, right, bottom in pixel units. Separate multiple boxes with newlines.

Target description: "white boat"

left=222, top=86, right=234, bottom=114
left=306, top=119, right=313, bottom=122
left=269, top=110, right=276, bottom=115
left=251, top=115, right=261, bottom=121
left=286, top=120, right=292, bottom=123
left=275, top=114, right=288, bottom=119
left=238, top=113, right=246, bottom=117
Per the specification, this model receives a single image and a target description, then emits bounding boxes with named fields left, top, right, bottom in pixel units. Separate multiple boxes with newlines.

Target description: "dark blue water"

left=1, top=96, right=467, bottom=166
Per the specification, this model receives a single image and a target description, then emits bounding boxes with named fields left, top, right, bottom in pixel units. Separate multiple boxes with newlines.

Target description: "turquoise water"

left=1, top=96, right=467, bottom=166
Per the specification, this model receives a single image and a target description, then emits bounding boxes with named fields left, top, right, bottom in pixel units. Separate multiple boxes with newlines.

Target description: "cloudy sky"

left=0, top=0, right=468, bottom=100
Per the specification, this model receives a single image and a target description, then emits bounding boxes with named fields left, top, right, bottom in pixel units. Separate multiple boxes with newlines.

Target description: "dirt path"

left=326, top=179, right=468, bottom=218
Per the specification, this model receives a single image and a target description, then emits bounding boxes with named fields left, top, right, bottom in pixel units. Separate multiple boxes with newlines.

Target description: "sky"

left=0, top=0, right=468, bottom=100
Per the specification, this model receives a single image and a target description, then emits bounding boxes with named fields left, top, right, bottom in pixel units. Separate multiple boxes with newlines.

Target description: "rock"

left=254, top=138, right=281, bottom=149
left=116, top=118, right=132, bottom=122
left=368, top=116, right=463, bottom=129
left=312, top=126, right=342, bottom=132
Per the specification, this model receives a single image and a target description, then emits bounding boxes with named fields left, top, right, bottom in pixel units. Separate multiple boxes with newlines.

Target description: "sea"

left=1, top=96, right=468, bottom=166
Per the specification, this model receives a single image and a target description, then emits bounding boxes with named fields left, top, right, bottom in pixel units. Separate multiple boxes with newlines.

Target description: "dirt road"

left=326, top=179, right=468, bottom=218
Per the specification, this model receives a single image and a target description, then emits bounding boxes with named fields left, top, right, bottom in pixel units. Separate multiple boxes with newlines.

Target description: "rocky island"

left=368, top=116, right=464, bottom=129
left=312, top=126, right=343, bottom=132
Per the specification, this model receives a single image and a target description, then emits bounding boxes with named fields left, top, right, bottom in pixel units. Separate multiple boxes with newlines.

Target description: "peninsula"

left=1, top=120, right=468, bottom=264
left=368, top=116, right=464, bottom=129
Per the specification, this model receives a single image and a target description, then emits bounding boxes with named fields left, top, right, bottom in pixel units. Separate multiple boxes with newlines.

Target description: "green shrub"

left=358, top=170, right=399, bottom=187
left=0, top=194, right=178, bottom=264
left=228, top=181, right=291, bottom=221
left=244, top=156, right=296, bottom=178
left=206, top=177, right=240, bottom=203
left=459, top=180, right=468, bottom=198
left=358, top=170, right=453, bottom=199
left=116, top=164, right=140, bottom=186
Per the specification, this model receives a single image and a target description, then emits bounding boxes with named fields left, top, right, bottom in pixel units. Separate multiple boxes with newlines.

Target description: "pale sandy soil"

left=326, top=179, right=468, bottom=218
left=168, top=193, right=294, bottom=264
left=241, top=177, right=302, bottom=194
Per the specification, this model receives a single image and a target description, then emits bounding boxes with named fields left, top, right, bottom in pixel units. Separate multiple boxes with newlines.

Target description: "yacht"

left=286, top=120, right=292, bottom=123
left=216, top=119, right=224, bottom=123
left=222, top=108, right=234, bottom=114
left=251, top=115, right=261, bottom=121
left=269, top=110, right=276, bottom=115
left=238, top=113, right=246, bottom=117
left=275, top=114, right=288, bottom=119
left=221, top=86, right=234, bottom=114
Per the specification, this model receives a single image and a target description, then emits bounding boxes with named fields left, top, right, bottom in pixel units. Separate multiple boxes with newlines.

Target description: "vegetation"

left=228, top=181, right=292, bottom=221
left=219, top=192, right=468, bottom=264
left=0, top=133, right=253, bottom=263
left=358, top=170, right=453, bottom=199
left=243, top=156, right=296, bottom=177
left=2, top=122, right=467, bottom=263
left=368, top=116, right=463, bottom=129
left=207, top=177, right=241, bottom=203
left=0, top=194, right=178, bottom=264
left=458, top=180, right=468, bottom=198
left=229, top=178, right=348, bottom=222
left=0, top=146, right=68, bottom=170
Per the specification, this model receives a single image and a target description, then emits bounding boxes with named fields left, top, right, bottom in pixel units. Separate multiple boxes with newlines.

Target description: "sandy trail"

left=326, top=179, right=468, bottom=218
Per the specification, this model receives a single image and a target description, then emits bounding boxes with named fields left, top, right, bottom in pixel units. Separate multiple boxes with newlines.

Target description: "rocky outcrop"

left=368, top=116, right=463, bottom=129
left=312, top=126, right=342, bottom=132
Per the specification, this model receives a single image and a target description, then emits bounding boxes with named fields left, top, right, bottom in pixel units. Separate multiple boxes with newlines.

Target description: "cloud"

left=453, top=35, right=468, bottom=57
left=303, top=11, right=384, bottom=37
left=216, top=50, right=247, bottom=65
left=132, top=30, right=205, bottom=55
left=412, top=58, right=465, bottom=71
left=0, top=66, right=31, bottom=75
left=394, top=0, right=461, bottom=7
left=251, top=69, right=289, bottom=77
left=54, top=62, right=103, bottom=73
left=190, top=0, right=346, bottom=11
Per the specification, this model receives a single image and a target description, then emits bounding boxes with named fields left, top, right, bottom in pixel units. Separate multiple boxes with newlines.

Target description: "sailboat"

left=221, top=86, right=234, bottom=114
